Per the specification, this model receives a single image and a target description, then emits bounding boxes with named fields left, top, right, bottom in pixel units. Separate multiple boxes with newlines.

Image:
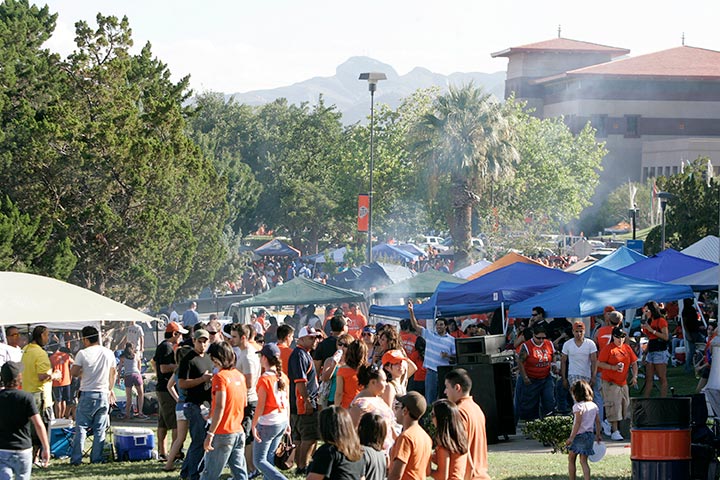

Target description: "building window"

left=665, top=166, right=671, bottom=176
left=591, top=114, right=607, bottom=137
left=672, top=166, right=679, bottom=175
left=649, top=167, right=656, bottom=178
left=643, top=167, right=649, bottom=182
left=625, top=115, right=640, bottom=138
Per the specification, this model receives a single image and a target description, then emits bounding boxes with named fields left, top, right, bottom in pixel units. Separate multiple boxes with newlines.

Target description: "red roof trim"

left=491, top=37, right=629, bottom=58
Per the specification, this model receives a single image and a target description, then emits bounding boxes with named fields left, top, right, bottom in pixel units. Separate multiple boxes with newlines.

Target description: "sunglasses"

left=362, top=332, right=374, bottom=337
left=338, top=342, right=350, bottom=348
left=207, top=331, right=218, bottom=335
left=534, top=335, right=547, bottom=340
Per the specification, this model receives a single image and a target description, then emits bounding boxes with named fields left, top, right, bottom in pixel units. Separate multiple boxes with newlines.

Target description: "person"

left=0, top=361, right=50, bottom=478
left=566, top=380, right=602, bottom=480
left=345, top=303, right=368, bottom=339
left=119, top=342, right=146, bottom=419
left=178, top=329, right=214, bottom=480
left=201, top=341, right=248, bottom=480
left=597, top=327, right=638, bottom=441
left=182, top=301, right=201, bottom=329
left=206, top=319, right=224, bottom=345
left=70, top=326, right=117, bottom=465
left=163, top=345, right=193, bottom=472
left=276, top=325, right=294, bottom=376
left=361, top=326, right=376, bottom=364
left=231, top=324, right=261, bottom=475
left=50, top=345, right=74, bottom=420
left=398, top=319, right=417, bottom=356
left=406, top=302, right=456, bottom=405
left=388, top=391, right=432, bottom=480
left=514, top=307, right=549, bottom=348
left=314, top=315, right=347, bottom=377
left=682, top=298, right=703, bottom=374
left=153, top=321, right=188, bottom=461
left=124, top=321, right=145, bottom=357
left=306, top=406, right=364, bottom=480
left=696, top=322, right=717, bottom=393
left=252, top=343, right=289, bottom=480
left=358, top=413, right=387, bottom=480
left=561, top=321, right=597, bottom=410
left=382, top=349, right=411, bottom=409
left=334, top=340, right=367, bottom=408
left=641, top=301, right=670, bottom=398
left=447, top=319, right=466, bottom=339
left=516, top=324, right=555, bottom=423
left=349, top=364, right=397, bottom=451
left=319, top=333, right=354, bottom=408
left=407, top=336, right=427, bottom=396
left=429, top=399, right=468, bottom=480
left=264, top=316, right=279, bottom=344
left=0, top=326, right=23, bottom=366
left=444, top=368, right=490, bottom=480
left=593, top=308, right=622, bottom=432
left=287, top=326, right=323, bottom=476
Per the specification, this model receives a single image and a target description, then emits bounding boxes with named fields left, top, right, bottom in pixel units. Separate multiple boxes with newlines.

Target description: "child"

left=566, top=380, right=602, bottom=480
left=358, top=412, right=387, bottom=480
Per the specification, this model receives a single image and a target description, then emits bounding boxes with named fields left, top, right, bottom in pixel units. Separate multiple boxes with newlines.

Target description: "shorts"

left=175, top=402, right=187, bottom=422
left=290, top=411, right=320, bottom=443
left=124, top=373, right=143, bottom=388
left=156, top=391, right=177, bottom=430
left=601, top=380, right=629, bottom=423
left=53, top=385, right=71, bottom=403
left=242, top=401, right=257, bottom=444
left=568, top=431, right=595, bottom=456
left=646, top=350, right=670, bottom=365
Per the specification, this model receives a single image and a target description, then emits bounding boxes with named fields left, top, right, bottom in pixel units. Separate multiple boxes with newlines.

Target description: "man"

left=70, top=326, right=117, bottom=465
left=152, top=321, right=187, bottom=461
left=287, top=326, right=322, bottom=476
left=407, top=302, right=456, bottom=405
left=399, top=319, right=417, bottom=356
left=21, top=325, right=58, bottom=462
left=276, top=324, right=294, bottom=376
left=313, top=315, right=347, bottom=376
left=182, top=301, right=201, bottom=329
left=124, top=320, right=145, bottom=357
left=560, top=321, right=598, bottom=414
left=388, top=391, right=432, bottom=480
left=253, top=309, right=267, bottom=336
left=597, top=326, right=638, bottom=441
left=178, top=329, right=214, bottom=480
left=206, top=318, right=224, bottom=345
left=593, top=309, right=623, bottom=432
left=50, top=345, right=74, bottom=420
left=0, top=362, right=50, bottom=477
left=231, top=324, right=261, bottom=474
left=345, top=303, right=367, bottom=339
left=169, top=305, right=180, bottom=324
left=516, top=324, right=555, bottom=423
left=0, top=326, right=23, bottom=366
left=444, top=368, right=490, bottom=480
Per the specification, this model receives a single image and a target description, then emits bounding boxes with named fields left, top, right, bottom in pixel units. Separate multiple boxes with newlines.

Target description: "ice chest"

left=50, top=419, right=74, bottom=458
left=113, top=427, right=154, bottom=461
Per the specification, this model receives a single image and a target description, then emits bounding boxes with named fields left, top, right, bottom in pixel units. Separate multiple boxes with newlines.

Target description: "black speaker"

left=438, top=362, right=515, bottom=444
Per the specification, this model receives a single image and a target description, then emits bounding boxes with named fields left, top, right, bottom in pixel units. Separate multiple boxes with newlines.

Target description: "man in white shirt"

left=124, top=321, right=144, bottom=356
left=70, top=326, right=116, bottom=465
left=0, top=326, right=23, bottom=367
left=231, top=324, right=261, bottom=473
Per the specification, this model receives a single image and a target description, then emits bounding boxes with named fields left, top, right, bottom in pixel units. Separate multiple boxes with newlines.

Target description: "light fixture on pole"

left=359, top=71, right=386, bottom=264
left=628, top=206, right=639, bottom=240
left=657, top=191, right=673, bottom=250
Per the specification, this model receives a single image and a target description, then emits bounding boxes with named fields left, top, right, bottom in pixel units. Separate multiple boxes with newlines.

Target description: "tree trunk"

left=450, top=177, right=474, bottom=270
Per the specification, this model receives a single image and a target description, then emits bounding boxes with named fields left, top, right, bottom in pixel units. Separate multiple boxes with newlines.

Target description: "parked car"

left=441, top=236, right=485, bottom=251
left=417, top=235, right=449, bottom=251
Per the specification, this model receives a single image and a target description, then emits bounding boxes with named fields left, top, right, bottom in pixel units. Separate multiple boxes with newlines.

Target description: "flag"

left=357, top=194, right=369, bottom=232
left=651, top=180, right=658, bottom=225
left=707, top=158, right=714, bottom=186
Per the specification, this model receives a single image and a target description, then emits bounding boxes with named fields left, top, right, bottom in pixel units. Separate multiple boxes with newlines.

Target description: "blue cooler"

left=50, top=419, right=74, bottom=458
left=113, top=427, right=155, bottom=461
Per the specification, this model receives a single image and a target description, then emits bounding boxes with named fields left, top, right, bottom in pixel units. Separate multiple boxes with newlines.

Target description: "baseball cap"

left=193, top=329, right=210, bottom=340
left=604, top=306, right=616, bottom=314
left=461, top=319, right=477, bottom=331
left=397, top=391, right=426, bottom=420
left=362, top=326, right=376, bottom=335
left=297, top=326, right=322, bottom=339
left=1, top=361, right=23, bottom=385
left=612, top=326, right=626, bottom=338
left=166, top=322, right=189, bottom=334
left=381, top=350, right=405, bottom=365
left=573, top=320, right=586, bottom=331
left=257, top=343, right=281, bottom=359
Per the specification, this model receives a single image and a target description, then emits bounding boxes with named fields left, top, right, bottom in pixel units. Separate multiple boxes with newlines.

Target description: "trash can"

left=631, top=397, right=691, bottom=479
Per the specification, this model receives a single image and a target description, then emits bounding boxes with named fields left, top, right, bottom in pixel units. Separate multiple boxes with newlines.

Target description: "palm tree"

left=413, top=84, right=519, bottom=268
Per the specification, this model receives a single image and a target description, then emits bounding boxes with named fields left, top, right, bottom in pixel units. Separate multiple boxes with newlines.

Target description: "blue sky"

left=42, top=0, right=718, bottom=94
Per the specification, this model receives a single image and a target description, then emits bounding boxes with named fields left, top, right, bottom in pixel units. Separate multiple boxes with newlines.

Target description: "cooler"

left=50, top=419, right=74, bottom=458
left=113, top=427, right=155, bottom=461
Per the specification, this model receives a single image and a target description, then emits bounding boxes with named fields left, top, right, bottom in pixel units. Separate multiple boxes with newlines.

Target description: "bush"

left=523, top=415, right=574, bottom=453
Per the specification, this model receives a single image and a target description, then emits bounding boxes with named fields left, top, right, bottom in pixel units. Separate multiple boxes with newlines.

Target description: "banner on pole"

left=358, top=194, right=369, bottom=232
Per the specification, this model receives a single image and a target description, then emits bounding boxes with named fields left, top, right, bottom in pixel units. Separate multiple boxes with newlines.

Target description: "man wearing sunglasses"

left=516, top=323, right=555, bottom=424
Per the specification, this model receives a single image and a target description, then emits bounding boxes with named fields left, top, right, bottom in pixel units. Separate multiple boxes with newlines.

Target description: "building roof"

left=558, top=46, right=720, bottom=81
left=491, top=37, right=629, bottom=58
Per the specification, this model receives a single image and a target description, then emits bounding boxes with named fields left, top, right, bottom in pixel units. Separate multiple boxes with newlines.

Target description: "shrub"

left=523, top=415, right=574, bottom=453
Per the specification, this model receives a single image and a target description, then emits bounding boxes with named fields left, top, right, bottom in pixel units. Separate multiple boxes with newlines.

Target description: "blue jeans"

left=685, top=338, right=697, bottom=373
left=252, top=422, right=288, bottom=480
left=199, top=431, right=247, bottom=480
left=71, top=391, right=109, bottom=465
left=594, top=372, right=605, bottom=424
left=181, top=403, right=208, bottom=480
left=426, top=369, right=439, bottom=406
left=0, top=448, right=32, bottom=480
left=515, top=376, right=555, bottom=422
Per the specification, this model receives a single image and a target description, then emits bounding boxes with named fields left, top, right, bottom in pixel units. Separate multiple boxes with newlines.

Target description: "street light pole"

left=657, top=192, right=673, bottom=250
left=628, top=206, right=638, bottom=240
left=359, top=72, right=386, bottom=264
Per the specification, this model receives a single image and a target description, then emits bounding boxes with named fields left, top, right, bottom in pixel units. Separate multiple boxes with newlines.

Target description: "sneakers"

left=602, top=419, right=611, bottom=437
left=611, top=430, right=624, bottom=441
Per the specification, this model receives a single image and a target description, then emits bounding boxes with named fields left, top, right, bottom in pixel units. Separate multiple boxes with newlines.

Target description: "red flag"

left=357, top=194, right=369, bottom=232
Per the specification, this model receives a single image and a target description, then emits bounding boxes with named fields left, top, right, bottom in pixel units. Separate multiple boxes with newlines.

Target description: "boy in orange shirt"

left=597, top=326, right=638, bottom=441
left=389, top=392, right=432, bottom=480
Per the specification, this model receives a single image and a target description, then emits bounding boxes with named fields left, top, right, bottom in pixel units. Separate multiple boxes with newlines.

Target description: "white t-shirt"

left=562, top=338, right=597, bottom=379
left=126, top=324, right=144, bottom=352
left=0, top=344, right=22, bottom=367
left=75, top=344, right=116, bottom=392
left=573, top=400, right=599, bottom=434
left=237, top=344, right=261, bottom=402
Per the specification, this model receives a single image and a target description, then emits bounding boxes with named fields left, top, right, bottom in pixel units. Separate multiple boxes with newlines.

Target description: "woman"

left=682, top=297, right=704, bottom=374
left=320, top=333, right=354, bottom=408
left=252, top=343, right=290, bottom=480
left=696, top=322, right=717, bottom=393
left=358, top=413, right=387, bottom=480
left=201, top=342, right=248, bottom=480
left=361, top=326, right=376, bottom=364
left=381, top=350, right=409, bottom=409
left=429, top=399, right=468, bottom=480
left=163, top=345, right=192, bottom=471
left=349, top=364, right=397, bottom=451
left=372, top=328, right=401, bottom=365
left=307, top=406, right=364, bottom=480
left=407, top=336, right=427, bottom=396
left=119, top=343, right=145, bottom=419
left=334, top=340, right=367, bottom=408
left=642, top=301, right=670, bottom=398
left=447, top=319, right=466, bottom=339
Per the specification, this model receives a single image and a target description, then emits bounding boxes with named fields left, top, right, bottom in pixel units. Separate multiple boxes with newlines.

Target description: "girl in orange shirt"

left=334, top=340, right=367, bottom=408
left=429, top=399, right=468, bottom=480
left=641, top=301, right=670, bottom=398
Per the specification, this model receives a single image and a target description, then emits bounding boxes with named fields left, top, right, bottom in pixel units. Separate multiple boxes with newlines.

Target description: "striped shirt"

left=421, top=327, right=456, bottom=372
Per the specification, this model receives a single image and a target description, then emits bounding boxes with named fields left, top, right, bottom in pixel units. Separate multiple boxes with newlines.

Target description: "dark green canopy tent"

left=369, top=269, right=466, bottom=300
left=237, top=276, right=365, bottom=307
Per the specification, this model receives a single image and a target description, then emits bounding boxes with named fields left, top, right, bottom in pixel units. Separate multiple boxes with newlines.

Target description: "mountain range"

left=223, top=56, right=506, bottom=124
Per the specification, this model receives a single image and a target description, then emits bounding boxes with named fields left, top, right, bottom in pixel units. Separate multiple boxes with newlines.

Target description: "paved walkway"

left=489, top=433, right=631, bottom=455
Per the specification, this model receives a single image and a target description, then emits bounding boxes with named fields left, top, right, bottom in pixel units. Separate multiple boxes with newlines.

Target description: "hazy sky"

left=42, top=0, right=718, bottom=94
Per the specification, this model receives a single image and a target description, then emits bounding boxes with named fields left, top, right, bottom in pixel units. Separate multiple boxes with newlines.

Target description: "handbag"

left=273, top=432, right=296, bottom=470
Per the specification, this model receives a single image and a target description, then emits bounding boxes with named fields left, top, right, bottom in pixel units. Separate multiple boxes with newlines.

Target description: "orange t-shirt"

left=594, top=325, right=616, bottom=349
left=278, top=344, right=293, bottom=376
left=432, top=446, right=467, bottom=480
left=409, top=350, right=426, bottom=381
left=256, top=371, right=289, bottom=416
left=336, top=366, right=361, bottom=408
left=644, top=317, right=668, bottom=340
left=346, top=311, right=368, bottom=339
left=400, top=332, right=417, bottom=356
left=390, top=423, right=432, bottom=480
left=456, top=396, right=490, bottom=480
left=50, top=351, right=72, bottom=387
left=211, top=369, right=247, bottom=435
left=598, top=343, right=638, bottom=386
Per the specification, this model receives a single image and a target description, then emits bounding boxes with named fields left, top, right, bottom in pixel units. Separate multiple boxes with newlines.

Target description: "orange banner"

left=357, top=194, right=369, bottom=232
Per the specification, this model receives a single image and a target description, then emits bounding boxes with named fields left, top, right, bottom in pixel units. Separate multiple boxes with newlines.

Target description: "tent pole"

left=501, top=302, right=506, bottom=336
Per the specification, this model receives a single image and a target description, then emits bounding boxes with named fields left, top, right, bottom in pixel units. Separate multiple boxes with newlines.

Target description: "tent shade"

left=0, top=272, right=154, bottom=325
left=370, top=270, right=466, bottom=300
left=372, top=243, right=418, bottom=263
left=339, top=262, right=415, bottom=292
left=302, top=247, right=347, bottom=264
left=238, top=276, right=364, bottom=307
left=575, top=246, right=647, bottom=274
left=369, top=281, right=464, bottom=319
left=618, top=249, right=718, bottom=284
left=682, top=235, right=720, bottom=263
left=468, top=252, right=545, bottom=280
left=453, top=260, right=492, bottom=279
left=254, top=238, right=301, bottom=257
left=670, top=266, right=719, bottom=291
left=509, top=267, right=694, bottom=318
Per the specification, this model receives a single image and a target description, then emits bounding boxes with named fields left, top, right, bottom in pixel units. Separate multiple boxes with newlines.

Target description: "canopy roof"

left=509, top=267, right=694, bottom=318
left=303, top=247, right=347, bottom=264
left=238, top=276, right=364, bottom=307
left=682, top=235, right=719, bottom=263
left=453, top=260, right=492, bottom=279
left=254, top=238, right=301, bottom=257
left=575, top=246, right=647, bottom=274
left=369, top=281, right=462, bottom=320
left=618, top=249, right=718, bottom=285
left=564, top=255, right=598, bottom=273
left=372, top=243, right=418, bottom=263
left=370, top=269, right=465, bottom=300
left=0, top=272, right=154, bottom=325
left=467, top=252, right=545, bottom=280
left=341, top=262, right=416, bottom=292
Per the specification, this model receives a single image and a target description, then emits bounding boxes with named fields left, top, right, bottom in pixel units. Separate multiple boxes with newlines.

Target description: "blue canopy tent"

left=371, top=243, right=419, bottom=263
left=254, top=238, right=301, bottom=257
left=575, top=246, right=647, bottom=273
left=369, top=281, right=465, bottom=320
left=617, top=248, right=718, bottom=290
left=509, top=267, right=694, bottom=318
